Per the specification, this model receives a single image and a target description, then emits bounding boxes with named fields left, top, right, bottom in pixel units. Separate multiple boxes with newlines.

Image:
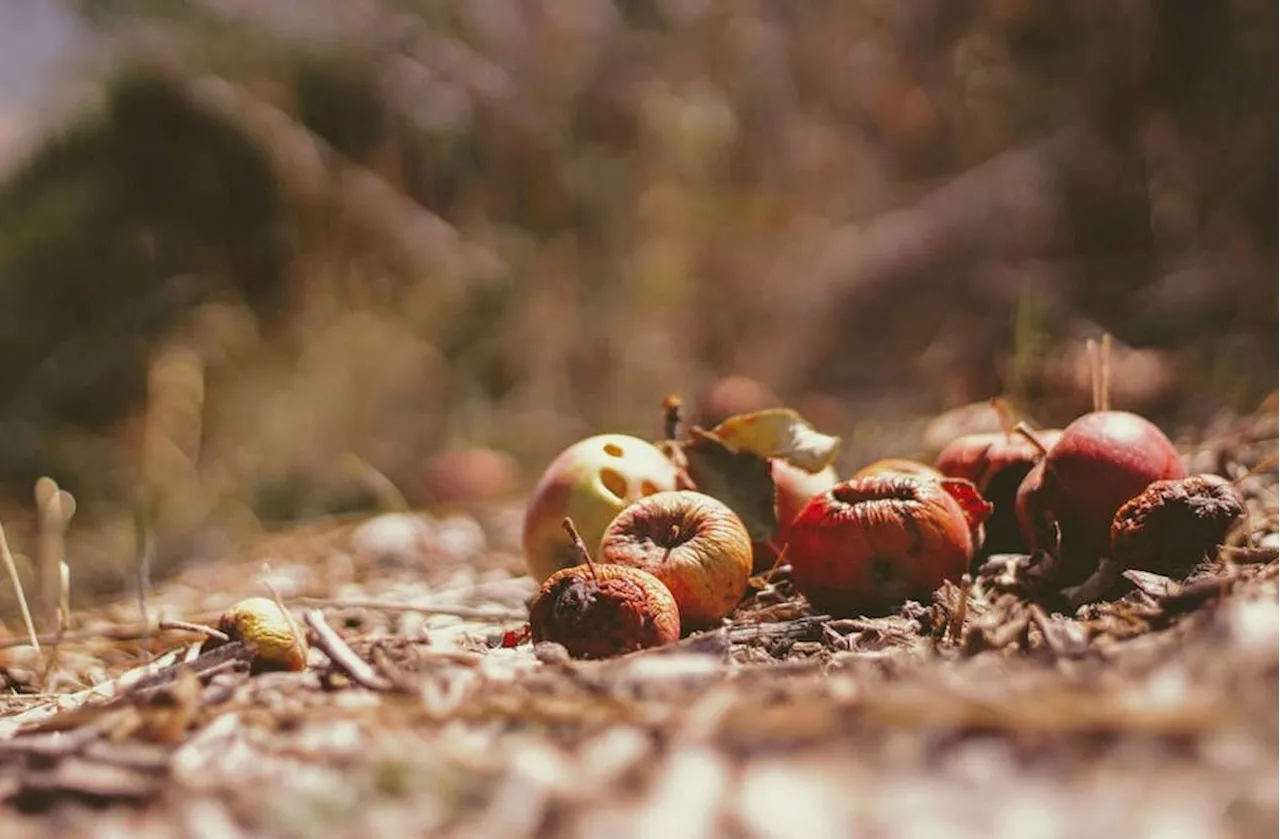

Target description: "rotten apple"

left=787, top=474, right=991, bottom=617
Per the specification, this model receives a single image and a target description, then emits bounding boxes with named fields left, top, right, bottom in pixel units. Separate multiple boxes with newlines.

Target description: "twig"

left=302, top=610, right=392, bottom=691
left=290, top=596, right=526, bottom=622
left=1087, top=338, right=1101, bottom=413
left=0, top=522, right=39, bottom=651
left=133, top=494, right=155, bottom=661
left=1099, top=333, right=1113, bottom=411
left=158, top=619, right=229, bottom=643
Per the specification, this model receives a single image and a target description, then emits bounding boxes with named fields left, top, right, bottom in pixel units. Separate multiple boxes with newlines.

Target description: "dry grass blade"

left=0, top=521, right=40, bottom=651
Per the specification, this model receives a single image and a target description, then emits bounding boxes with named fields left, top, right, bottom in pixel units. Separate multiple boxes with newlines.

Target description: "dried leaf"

left=709, top=408, right=841, bottom=473
left=681, top=428, right=778, bottom=543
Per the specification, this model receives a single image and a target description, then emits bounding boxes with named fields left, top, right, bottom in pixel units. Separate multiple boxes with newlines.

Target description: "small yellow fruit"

left=217, top=597, right=309, bottom=672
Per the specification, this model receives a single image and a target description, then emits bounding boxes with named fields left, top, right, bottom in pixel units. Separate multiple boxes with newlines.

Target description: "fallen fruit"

left=788, top=474, right=987, bottom=616
left=216, top=597, right=308, bottom=672
left=528, top=520, right=680, bottom=659
left=934, top=429, right=1062, bottom=555
left=754, top=459, right=840, bottom=571
left=598, top=490, right=753, bottom=631
left=1111, top=474, right=1247, bottom=578
left=523, top=434, right=680, bottom=583
left=1016, top=410, right=1185, bottom=582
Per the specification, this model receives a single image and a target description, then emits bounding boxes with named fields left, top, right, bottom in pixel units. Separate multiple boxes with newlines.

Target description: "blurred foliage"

left=0, top=0, right=1273, bottom=591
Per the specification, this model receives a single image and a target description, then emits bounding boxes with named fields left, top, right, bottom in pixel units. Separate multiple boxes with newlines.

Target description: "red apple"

left=749, top=459, right=839, bottom=571
left=1016, top=410, right=1185, bottom=581
left=787, top=474, right=988, bottom=617
left=934, top=429, right=1062, bottom=555
left=523, top=434, right=680, bottom=583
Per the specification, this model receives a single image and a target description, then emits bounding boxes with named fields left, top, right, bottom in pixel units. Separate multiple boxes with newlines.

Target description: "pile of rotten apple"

left=518, top=398, right=1247, bottom=660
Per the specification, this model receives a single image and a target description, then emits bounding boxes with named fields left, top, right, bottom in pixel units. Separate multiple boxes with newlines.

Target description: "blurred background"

left=0, top=0, right=1274, bottom=598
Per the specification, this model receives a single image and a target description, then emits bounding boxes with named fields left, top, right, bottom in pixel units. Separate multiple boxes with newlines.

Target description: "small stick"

left=1099, top=333, right=1112, bottom=412
left=302, top=609, right=392, bottom=691
left=290, top=596, right=525, bottom=622
left=0, top=523, right=39, bottom=651
left=562, top=517, right=596, bottom=578
left=1086, top=339, right=1101, bottom=413
left=158, top=619, right=229, bottom=643
left=662, top=395, right=683, bottom=441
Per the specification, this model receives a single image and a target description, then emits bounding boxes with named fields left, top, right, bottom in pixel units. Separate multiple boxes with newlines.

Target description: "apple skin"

left=528, top=563, right=680, bottom=659
left=598, top=490, right=753, bottom=631
left=750, top=460, right=840, bottom=572
left=1015, top=410, right=1185, bottom=582
left=934, top=429, right=1062, bottom=555
left=787, top=474, right=978, bottom=617
left=523, top=434, right=680, bottom=583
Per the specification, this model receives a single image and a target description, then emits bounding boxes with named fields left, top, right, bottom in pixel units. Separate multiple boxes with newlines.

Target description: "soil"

left=0, top=413, right=1276, bottom=839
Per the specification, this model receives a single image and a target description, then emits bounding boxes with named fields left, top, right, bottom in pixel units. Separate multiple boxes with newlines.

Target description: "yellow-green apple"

left=523, top=434, right=679, bottom=583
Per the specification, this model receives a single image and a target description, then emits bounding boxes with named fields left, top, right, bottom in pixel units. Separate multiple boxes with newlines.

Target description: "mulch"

left=0, top=416, right=1276, bottom=839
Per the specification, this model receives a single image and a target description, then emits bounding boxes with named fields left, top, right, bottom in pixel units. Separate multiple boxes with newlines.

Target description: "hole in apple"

left=603, top=443, right=624, bottom=458
left=640, top=480, right=660, bottom=496
left=599, top=468, right=629, bottom=502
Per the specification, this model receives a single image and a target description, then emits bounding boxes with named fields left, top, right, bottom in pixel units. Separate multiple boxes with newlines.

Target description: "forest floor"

left=0, top=411, right=1276, bottom=839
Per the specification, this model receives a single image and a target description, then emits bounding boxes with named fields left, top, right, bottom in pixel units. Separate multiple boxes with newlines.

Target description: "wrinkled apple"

left=599, top=490, right=753, bottom=631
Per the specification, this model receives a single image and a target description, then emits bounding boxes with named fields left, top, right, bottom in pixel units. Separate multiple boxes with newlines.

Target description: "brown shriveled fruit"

left=217, top=597, right=308, bottom=672
left=598, top=490, right=752, bottom=631
left=528, top=563, right=680, bottom=660
left=1111, top=474, right=1247, bottom=578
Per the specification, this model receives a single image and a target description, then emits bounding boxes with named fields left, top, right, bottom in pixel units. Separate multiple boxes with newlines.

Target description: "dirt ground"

left=0, top=411, right=1276, bottom=839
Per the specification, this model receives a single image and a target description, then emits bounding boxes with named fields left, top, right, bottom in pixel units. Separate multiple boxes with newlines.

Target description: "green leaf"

left=710, top=408, right=841, bottom=473
left=681, top=428, right=778, bottom=543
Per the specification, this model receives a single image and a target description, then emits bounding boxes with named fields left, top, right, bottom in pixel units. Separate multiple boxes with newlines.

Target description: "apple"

left=1016, top=410, right=1185, bottom=582
left=749, top=459, right=840, bottom=572
left=787, top=474, right=987, bottom=616
left=598, top=490, right=753, bottom=631
left=529, top=562, right=681, bottom=659
left=933, top=429, right=1063, bottom=555
left=215, top=597, right=308, bottom=672
left=1110, top=473, right=1246, bottom=578
left=523, top=434, right=680, bottom=583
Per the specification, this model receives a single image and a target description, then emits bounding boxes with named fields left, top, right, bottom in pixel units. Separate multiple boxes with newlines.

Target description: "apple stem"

left=662, top=395, right=683, bottom=441
left=561, top=517, right=596, bottom=578
left=1100, top=333, right=1112, bottom=412
left=989, top=397, right=1016, bottom=438
left=1012, top=421, right=1052, bottom=459
left=1087, top=338, right=1101, bottom=413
